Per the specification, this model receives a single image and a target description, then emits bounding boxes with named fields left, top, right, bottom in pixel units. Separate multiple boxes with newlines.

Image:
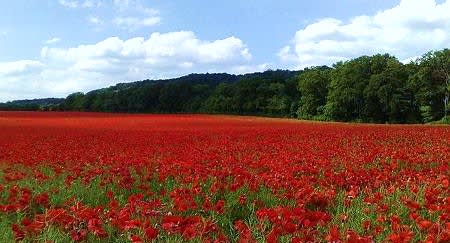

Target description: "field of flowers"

left=0, top=111, right=449, bottom=242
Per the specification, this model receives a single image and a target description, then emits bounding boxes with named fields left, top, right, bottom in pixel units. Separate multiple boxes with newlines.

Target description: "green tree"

left=62, top=92, right=85, bottom=111
left=325, top=57, right=372, bottom=121
left=202, top=83, right=237, bottom=113
left=363, top=57, right=411, bottom=123
left=297, top=67, right=331, bottom=119
left=408, top=49, right=450, bottom=121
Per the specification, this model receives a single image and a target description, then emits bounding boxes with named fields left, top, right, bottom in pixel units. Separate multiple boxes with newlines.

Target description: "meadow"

left=0, top=112, right=448, bottom=242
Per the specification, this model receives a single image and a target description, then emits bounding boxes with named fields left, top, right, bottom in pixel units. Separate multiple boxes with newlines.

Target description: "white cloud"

left=41, top=32, right=252, bottom=66
left=1, top=31, right=262, bottom=102
left=230, top=64, right=270, bottom=74
left=280, top=0, right=450, bottom=68
left=87, top=16, right=103, bottom=25
left=59, top=0, right=161, bottom=30
left=113, top=0, right=140, bottom=12
left=113, top=16, right=160, bottom=29
left=58, top=0, right=101, bottom=8
left=109, top=0, right=162, bottom=30
left=401, top=55, right=421, bottom=64
left=58, top=0, right=78, bottom=8
left=142, top=7, right=159, bottom=16
left=111, top=0, right=158, bottom=15
left=0, top=61, right=48, bottom=101
left=44, top=37, right=61, bottom=45
left=80, top=0, right=100, bottom=8
left=0, top=60, right=44, bottom=76
left=113, top=0, right=131, bottom=10
left=112, top=2, right=161, bottom=30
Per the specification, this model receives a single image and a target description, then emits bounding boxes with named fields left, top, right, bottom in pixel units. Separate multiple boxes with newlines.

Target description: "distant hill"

left=85, top=72, right=242, bottom=95
left=58, top=70, right=300, bottom=116
left=1, top=70, right=300, bottom=116
left=0, top=98, right=65, bottom=111
left=2, top=98, right=65, bottom=106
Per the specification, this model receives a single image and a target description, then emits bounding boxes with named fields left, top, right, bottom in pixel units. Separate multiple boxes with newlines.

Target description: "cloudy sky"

left=0, top=0, right=449, bottom=102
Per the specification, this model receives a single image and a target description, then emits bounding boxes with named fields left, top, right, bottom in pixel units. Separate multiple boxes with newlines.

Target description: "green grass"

left=429, top=115, right=450, bottom=124
left=1, top=164, right=444, bottom=242
left=0, top=165, right=291, bottom=242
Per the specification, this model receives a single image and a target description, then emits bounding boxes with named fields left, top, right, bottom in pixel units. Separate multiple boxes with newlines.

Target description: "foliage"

left=0, top=98, right=63, bottom=111
left=296, top=66, right=331, bottom=119
left=429, top=115, right=450, bottom=125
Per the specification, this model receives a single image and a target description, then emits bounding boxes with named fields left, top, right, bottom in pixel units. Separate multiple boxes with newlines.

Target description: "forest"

left=1, top=49, right=449, bottom=124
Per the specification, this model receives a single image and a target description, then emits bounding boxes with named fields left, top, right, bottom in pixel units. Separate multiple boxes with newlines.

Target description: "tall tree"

left=363, top=58, right=411, bottom=123
left=297, top=66, right=331, bottom=119
left=62, top=92, right=85, bottom=111
left=202, top=83, right=238, bottom=113
left=325, top=57, right=372, bottom=121
left=409, top=49, right=450, bottom=121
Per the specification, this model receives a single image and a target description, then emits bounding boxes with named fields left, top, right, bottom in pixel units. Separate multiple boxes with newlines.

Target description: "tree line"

left=48, top=71, right=301, bottom=117
left=1, top=49, right=449, bottom=124
left=0, top=98, right=64, bottom=111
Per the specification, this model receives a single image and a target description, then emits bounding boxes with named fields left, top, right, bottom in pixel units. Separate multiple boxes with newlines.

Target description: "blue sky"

left=0, top=0, right=449, bottom=101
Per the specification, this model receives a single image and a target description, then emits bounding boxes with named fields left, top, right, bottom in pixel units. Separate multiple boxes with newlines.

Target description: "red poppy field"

left=0, top=112, right=449, bottom=243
